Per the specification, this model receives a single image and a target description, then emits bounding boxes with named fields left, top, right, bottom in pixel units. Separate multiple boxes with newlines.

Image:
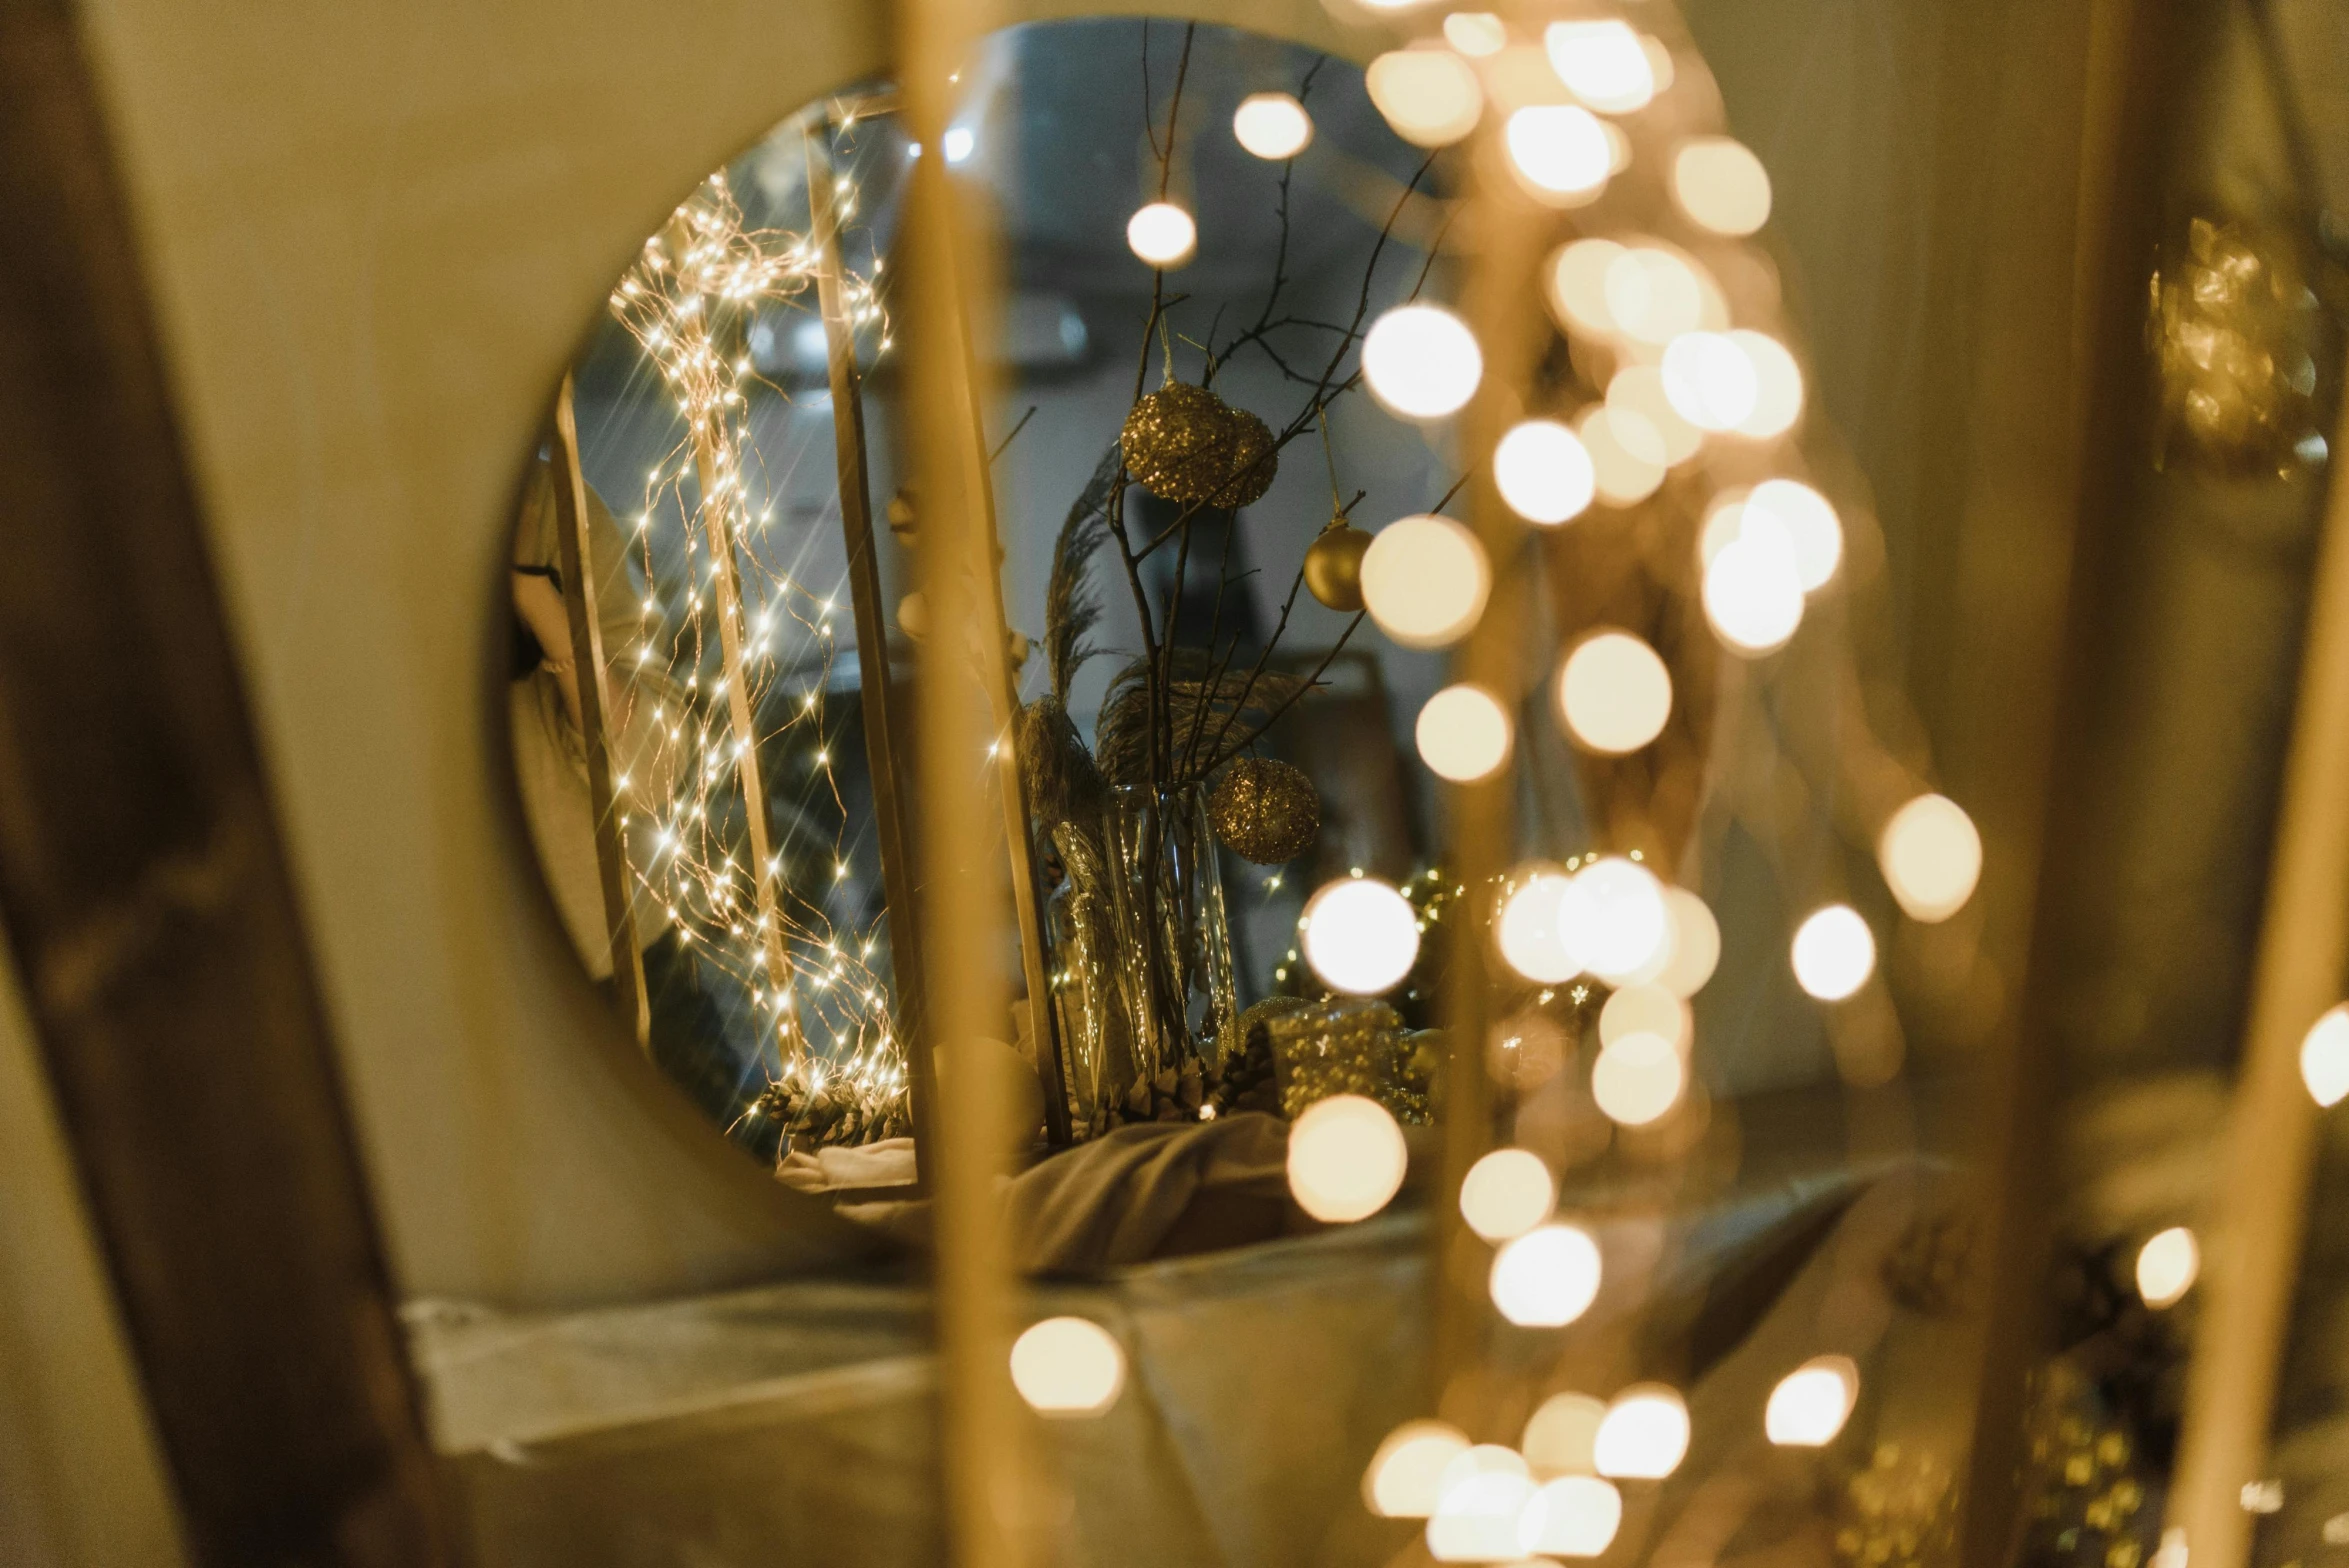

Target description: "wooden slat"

left=0, top=4, right=454, bottom=1564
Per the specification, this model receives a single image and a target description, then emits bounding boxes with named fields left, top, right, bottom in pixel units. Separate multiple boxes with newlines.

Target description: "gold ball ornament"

left=1302, top=522, right=1372, bottom=612
left=1209, top=757, right=1321, bottom=864
left=1120, top=382, right=1279, bottom=509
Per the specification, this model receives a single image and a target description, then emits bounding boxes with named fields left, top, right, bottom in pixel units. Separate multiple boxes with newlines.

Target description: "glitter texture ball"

left=1303, top=522, right=1373, bottom=612
left=1209, top=757, right=1321, bottom=864
left=1120, top=382, right=1279, bottom=508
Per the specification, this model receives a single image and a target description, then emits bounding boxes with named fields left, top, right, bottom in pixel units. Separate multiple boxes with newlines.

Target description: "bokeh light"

left=1302, top=876, right=1421, bottom=994
left=1009, top=1316, right=1127, bottom=1416
left=1607, top=365, right=1703, bottom=465
left=1460, top=1148, right=1557, bottom=1241
left=1745, top=478, right=1842, bottom=591
left=1547, top=238, right=1625, bottom=337
left=1544, top=19, right=1655, bottom=113
left=1592, top=1032, right=1685, bottom=1125
left=1363, top=1420, right=1470, bottom=1517
left=1604, top=246, right=1711, bottom=346
left=1362, top=304, right=1484, bottom=419
left=1660, top=331, right=1759, bottom=431
left=1362, top=513, right=1491, bottom=647
left=1518, top=1475, right=1624, bottom=1557
left=1791, top=904, right=1876, bottom=1001
left=1730, top=331, right=1805, bottom=439
left=1522, top=1392, right=1607, bottom=1477
left=1577, top=406, right=1667, bottom=505
left=1418, top=683, right=1514, bottom=782
left=1506, top=105, right=1614, bottom=199
left=1231, top=92, right=1314, bottom=161
left=1428, top=1467, right=1538, bottom=1562
left=1366, top=49, right=1483, bottom=148
left=1671, top=137, right=1772, bottom=234
left=1656, top=888, right=1721, bottom=997
left=1593, top=1385, right=1691, bottom=1479
left=1442, top=11, right=1507, bottom=56
left=2136, top=1226, right=2200, bottom=1308
left=1600, top=983, right=1690, bottom=1051
left=1558, top=631, right=1672, bottom=755
left=2302, top=1004, right=2349, bottom=1107
left=1494, top=418, right=1597, bottom=525
left=1877, top=793, right=1982, bottom=922
left=1125, top=202, right=1196, bottom=268
left=1558, top=856, right=1670, bottom=983
left=1490, top=1222, right=1605, bottom=1326
left=1498, top=870, right=1581, bottom=984
left=1287, top=1093, right=1409, bottom=1222
left=1702, top=512, right=1806, bottom=654
left=1766, top=1356, right=1858, bottom=1446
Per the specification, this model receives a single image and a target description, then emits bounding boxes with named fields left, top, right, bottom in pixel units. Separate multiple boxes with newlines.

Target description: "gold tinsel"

left=1209, top=756, right=1320, bottom=864
left=1265, top=998, right=1432, bottom=1122
left=1121, top=382, right=1279, bottom=509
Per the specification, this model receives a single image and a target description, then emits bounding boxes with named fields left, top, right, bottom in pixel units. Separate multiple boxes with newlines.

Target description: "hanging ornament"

left=1209, top=756, right=1321, bottom=864
left=1120, top=382, right=1279, bottom=508
left=1303, top=519, right=1373, bottom=612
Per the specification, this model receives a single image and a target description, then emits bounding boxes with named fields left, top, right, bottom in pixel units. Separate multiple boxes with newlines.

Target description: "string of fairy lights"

left=600, top=159, right=906, bottom=1105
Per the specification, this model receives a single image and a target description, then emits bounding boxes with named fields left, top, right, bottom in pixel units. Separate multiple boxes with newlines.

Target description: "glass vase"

left=1103, top=783, right=1239, bottom=1087
left=1042, top=818, right=1134, bottom=1138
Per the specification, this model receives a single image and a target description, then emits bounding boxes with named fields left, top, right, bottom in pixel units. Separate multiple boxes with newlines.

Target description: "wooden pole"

left=802, top=123, right=935, bottom=1170
left=550, top=374, right=650, bottom=1048
left=2162, top=349, right=2349, bottom=1568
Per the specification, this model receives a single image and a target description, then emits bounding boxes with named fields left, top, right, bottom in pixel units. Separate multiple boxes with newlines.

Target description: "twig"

left=1204, top=611, right=1368, bottom=773
left=989, top=405, right=1038, bottom=465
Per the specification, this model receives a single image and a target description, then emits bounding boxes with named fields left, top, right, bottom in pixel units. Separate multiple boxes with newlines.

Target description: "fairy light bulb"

left=2136, top=1227, right=2199, bottom=1307
left=1505, top=105, right=1614, bottom=199
left=1009, top=1317, right=1126, bottom=1416
left=1126, top=202, right=1197, bottom=267
left=1877, top=793, right=1982, bottom=922
left=1459, top=1148, right=1556, bottom=1241
left=1519, top=1475, right=1624, bottom=1557
left=1417, top=683, right=1514, bottom=782
left=1363, top=1421, right=1470, bottom=1517
left=1672, top=137, right=1773, bottom=234
left=1366, top=49, right=1483, bottom=148
left=1522, top=1392, right=1607, bottom=1477
left=1362, top=305, right=1483, bottom=418
left=1593, top=1385, right=1691, bottom=1479
left=2301, top=1004, right=2349, bottom=1107
left=1600, top=984, right=1690, bottom=1051
left=1361, top=514, right=1490, bottom=648
left=1302, top=876, right=1420, bottom=995
left=1766, top=1357, right=1858, bottom=1446
left=1558, top=857, right=1669, bottom=983
left=1558, top=631, right=1672, bottom=754
left=1661, top=331, right=1759, bottom=431
left=1232, top=92, right=1313, bottom=159
left=1485, top=421, right=1590, bottom=528
left=1490, top=1222, right=1604, bottom=1326
left=1498, top=870, right=1580, bottom=984
left=1287, top=1093, right=1409, bottom=1222
left=1703, top=513, right=1806, bottom=654
left=1656, top=888, right=1720, bottom=997
left=1592, top=1032, right=1685, bottom=1125
left=1746, top=479, right=1842, bottom=590
left=1544, top=20, right=1656, bottom=113
left=1791, top=905, right=1875, bottom=1001
left=1730, top=332, right=1805, bottom=440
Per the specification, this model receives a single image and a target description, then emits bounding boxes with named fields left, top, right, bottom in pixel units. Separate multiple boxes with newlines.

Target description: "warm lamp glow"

left=1495, top=419, right=1597, bottom=525
left=1287, top=1094, right=1409, bottom=1223
left=1490, top=1222, right=1604, bottom=1326
left=1125, top=202, right=1197, bottom=267
left=1366, top=50, right=1483, bottom=148
left=1522, top=1392, right=1607, bottom=1477
left=1363, top=1420, right=1470, bottom=1517
left=1362, top=305, right=1483, bottom=418
left=1558, top=631, right=1672, bottom=754
left=1656, top=888, right=1721, bottom=998
left=1592, top=1032, right=1685, bottom=1125
left=1593, top=1385, right=1691, bottom=1479
left=1362, top=514, right=1491, bottom=648
left=1671, top=137, right=1773, bottom=234
left=1302, top=877, right=1421, bottom=995
left=2136, top=1226, right=2199, bottom=1308
left=1877, top=794, right=1982, bottom=922
left=1791, top=904, right=1875, bottom=1001
left=1460, top=1148, right=1556, bottom=1241
left=1232, top=92, right=1314, bottom=159
left=1518, top=1475, right=1624, bottom=1557
left=1009, top=1316, right=1126, bottom=1416
left=1544, top=20, right=1656, bottom=113
left=1600, top=983, right=1690, bottom=1051
left=2302, top=1004, right=2349, bottom=1107
left=1558, top=856, right=1669, bottom=983
left=1731, top=332, right=1805, bottom=439
left=1746, top=479, right=1842, bottom=590
left=1442, top=11, right=1507, bottom=56
left=1702, top=513, right=1805, bottom=654
left=1661, top=331, right=1759, bottom=431
left=1418, top=684, right=1514, bottom=782
left=1766, top=1356, right=1858, bottom=1446
left=1506, top=106, right=1614, bottom=199
left=1499, top=870, right=1581, bottom=984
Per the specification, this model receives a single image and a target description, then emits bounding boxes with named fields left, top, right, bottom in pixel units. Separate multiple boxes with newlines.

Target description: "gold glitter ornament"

left=1120, top=382, right=1279, bottom=508
left=1208, top=757, right=1320, bottom=864
left=2148, top=216, right=2324, bottom=474
left=1302, top=520, right=1372, bottom=612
